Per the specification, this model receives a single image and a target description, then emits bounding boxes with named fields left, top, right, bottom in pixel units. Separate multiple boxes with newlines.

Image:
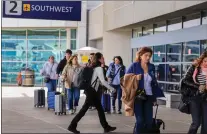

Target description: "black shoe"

left=104, top=126, right=116, bottom=133
left=118, top=111, right=122, bottom=114
left=67, top=126, right=80, bottom=134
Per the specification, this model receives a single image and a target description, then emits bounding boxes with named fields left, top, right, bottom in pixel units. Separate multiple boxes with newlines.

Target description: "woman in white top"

left=40, top=56, right=58, bottom=92
left=68, top=52, right=116, bottom=134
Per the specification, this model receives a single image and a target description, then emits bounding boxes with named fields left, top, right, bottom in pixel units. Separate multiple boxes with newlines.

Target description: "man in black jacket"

left=56, top=49, right=72, bottom=75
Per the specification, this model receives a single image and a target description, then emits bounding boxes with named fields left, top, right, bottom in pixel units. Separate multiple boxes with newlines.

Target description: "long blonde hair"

left=68, top=55, right=79, bottom=66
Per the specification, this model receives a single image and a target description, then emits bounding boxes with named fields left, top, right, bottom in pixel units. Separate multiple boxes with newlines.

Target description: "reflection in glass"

left=154, top=21, right=166, bottom=34
left=167, top=43, right=181, bottom=62
left=2, top=30, right=26, bottom=39
left=143, top=25, right=153, bottom=36
left=2, top=62, right=26, bottom=72
left=2, top=40, right=27, bottom=50
left=28, top=40, right=59, bottom=50
left=28, top=62, right=44, bottom=73
left=28, top=29, right=59, bottom=39
left=60, top=29, right=67, bottom=39
left=156, top=64, right=166, bottom=81
left=201, top=40, right=207, bottom=53
left=167, top=17, right=182, bottom=31
left=60, top=40, right=67, bottom=50
left=71, top=29, right=77, bottom=39
left=183, top=13, right=200, bottom=29
left=182, top=64, right=191, bottom=77
left=60, top=51, right=66, bottom=60
left=166, top=64, right=181, bottom=82
left=183, top=41, right=200, bottom=62
left=2, top=73, right=18, bottom=84
left=27, top=51, right=60, bottom=62
left=132, top=28, right=142, bottom=38
left=71, top=40, right=76, bottom=50
left=166, top=83, right=180, bottom=91
left=2, top=51, right=26, bottom=61
left=153, top=45, right=166, bottom=62
left=202, top=10, right=207, bottom=24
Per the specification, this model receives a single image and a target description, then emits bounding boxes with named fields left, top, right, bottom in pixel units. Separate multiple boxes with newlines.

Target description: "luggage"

left=47, top=91, right=55, bottom=110
left=34, top=79, right=45, bottom=107
left=133, top=104, right=165, bottom=134
left=34, top=89, right=45, bottom=107
left=54, top=80, right=67, bottom=115
left=101, top=93, right=111, bottom=113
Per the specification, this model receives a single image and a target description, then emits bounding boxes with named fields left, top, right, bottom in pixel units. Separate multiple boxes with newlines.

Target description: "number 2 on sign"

left=5, top=1, right=22, bottom=15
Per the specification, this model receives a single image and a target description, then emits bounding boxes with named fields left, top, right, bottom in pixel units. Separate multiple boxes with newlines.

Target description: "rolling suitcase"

left=101, top=92, right=111, bottom=113
left=34, top=89, right=45, bottom=107
left=34, top=79, right=45, bottom=107
left=47, top=91, right=55, bottom=110
left=55, top=81, right=67, bottom=115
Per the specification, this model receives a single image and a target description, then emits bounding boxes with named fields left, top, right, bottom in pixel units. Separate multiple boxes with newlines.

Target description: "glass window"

left=132, top=48, right=138, bottom=62
left=27, top=51, right=60, bottom=62
left=1, top=40, right=27, bottom=50
left=201, top=40, right=207, bottom=53
left=2, top=29, right=26, bottom=39
left=60, top=40, right=67, bottom=50
left=71, top=40, right=76, bottom=50
left=2, top=73, right=18, bottom=84
left=167, top=17, right=182, bottom=31
left=167, top=43, right=182, bottom=62
left=183, top=41, right=200, bottom=62
left=28, top=40, right=60, bottom=50
left=153, top=45, right=166, bottom=62
left=156, top=64, right=167, bottom=81
left=166, top=64, right=181, bottom=82
left=60, top=51, right=66, bottom=60
left=71, top=29, right=77, bottom=39
left=143, top=25, right=153, bottom=36
left=166, top=83, right=180, bottom=91
left=183, top=13, right=201, bottom=28
left=132, top=27, right=142, bottom=38
left=154, top=21, right=167, bottom=34
left=27, top=62, right=44, bottom=73
left=60, top=29, right=67, bottom=39
left=202, top=10, right=207, bottom=25
left=2, top=62, right=26, bottom=72
left=28, top=29, right=59, bottom=39
left=182, top=64, right=192, bottom=77
left=2, top=50, right=26, bottom=61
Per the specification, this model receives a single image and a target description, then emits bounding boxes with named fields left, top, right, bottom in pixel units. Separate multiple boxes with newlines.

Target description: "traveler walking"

left=181, top=51, right=207, bottom=134
left=40, top=56, right=59, bottom=92
left=62, top=55, right=83, bottom=114
left=106, top=56, right=126, bottom=114
left=68, top=52, right=116, bottom=134
left=126, top=47, right=164, bottom=134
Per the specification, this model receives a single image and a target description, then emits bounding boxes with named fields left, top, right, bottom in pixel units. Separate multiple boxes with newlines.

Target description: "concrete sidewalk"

left=2, top=87, right=193, bottom=133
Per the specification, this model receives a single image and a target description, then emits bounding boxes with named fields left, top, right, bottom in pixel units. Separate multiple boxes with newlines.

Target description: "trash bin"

left=21, top=68, right=35, bottom=87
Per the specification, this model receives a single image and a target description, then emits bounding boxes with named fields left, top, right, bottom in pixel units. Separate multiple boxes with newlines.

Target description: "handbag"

left=135, top=89, right=147, bottom=101
left=44, top=63, right=54, bottom=83
left=178, top=99, right=190, bottom=114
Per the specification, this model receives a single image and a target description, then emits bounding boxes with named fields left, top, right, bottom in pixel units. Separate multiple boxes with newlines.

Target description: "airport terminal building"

left=2, top=1, right=207, bottom=93
left=89, top=1, right=207, bottom=92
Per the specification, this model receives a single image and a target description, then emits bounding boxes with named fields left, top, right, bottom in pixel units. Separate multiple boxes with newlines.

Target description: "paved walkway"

left=2, top=87, right=194, bottom=133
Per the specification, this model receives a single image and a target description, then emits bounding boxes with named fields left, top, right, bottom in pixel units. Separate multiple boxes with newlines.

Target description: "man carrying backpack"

left=68, top=52, right=116, bottom=134
left=106, top=56, right=126, bottom=114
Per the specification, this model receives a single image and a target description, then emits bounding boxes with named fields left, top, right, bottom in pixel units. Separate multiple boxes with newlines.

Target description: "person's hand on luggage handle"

left=136, top=74, right=142, bottom=80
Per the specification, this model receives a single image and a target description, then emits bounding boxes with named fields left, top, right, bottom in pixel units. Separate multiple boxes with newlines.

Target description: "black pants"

left=188, top=96, right=207, bottom=134
left=69, top=87, right=109, bottom=129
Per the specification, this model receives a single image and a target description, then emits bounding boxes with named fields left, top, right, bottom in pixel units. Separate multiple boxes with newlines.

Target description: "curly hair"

left=193, top=51, right=207, bottom=67
left=135, top=47, right=153, bottom=62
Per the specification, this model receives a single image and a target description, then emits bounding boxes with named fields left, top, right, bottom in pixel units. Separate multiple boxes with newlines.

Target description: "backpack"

left=78, top=66, right=98, bottom=90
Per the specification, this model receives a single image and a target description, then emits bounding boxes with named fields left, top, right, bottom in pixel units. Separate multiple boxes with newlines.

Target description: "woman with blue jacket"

left=126, top=47, right=164, bottom=134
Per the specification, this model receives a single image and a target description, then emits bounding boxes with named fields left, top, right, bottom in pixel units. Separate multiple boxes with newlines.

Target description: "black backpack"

left=78, top=66, right=98, bottom=90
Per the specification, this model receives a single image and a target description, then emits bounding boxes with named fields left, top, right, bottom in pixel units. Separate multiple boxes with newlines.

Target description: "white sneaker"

left=73, top=107, right=77, bottom=114
left=69, top=110, right=74, bottom=115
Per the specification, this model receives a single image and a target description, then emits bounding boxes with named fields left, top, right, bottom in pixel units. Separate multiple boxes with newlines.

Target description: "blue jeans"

left=67, top=88, right=80, bottom=110
left=134, top=96, right=153, bottom=134
left=112, top=85, right=122, bottom=111
left=46, top=79, right=57, bottom=92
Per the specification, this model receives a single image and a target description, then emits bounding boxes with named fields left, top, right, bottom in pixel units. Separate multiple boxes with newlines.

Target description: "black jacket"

left=180, top=65, right=199, bottom=99
left=56, top=57, right=67, bottom=74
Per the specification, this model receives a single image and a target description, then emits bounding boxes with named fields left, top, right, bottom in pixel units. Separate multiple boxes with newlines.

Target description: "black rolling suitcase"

left=34, top=89, right=45, bottom=107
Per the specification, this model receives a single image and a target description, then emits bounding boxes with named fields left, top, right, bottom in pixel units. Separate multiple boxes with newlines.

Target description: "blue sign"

left=3, top=1, right=81, bottom=21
